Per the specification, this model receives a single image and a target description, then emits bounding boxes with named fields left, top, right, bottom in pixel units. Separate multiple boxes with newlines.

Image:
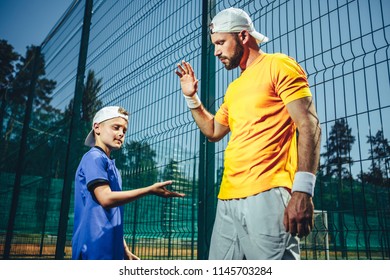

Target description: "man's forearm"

left=190, top=104, right=218, bottom=140
left=291, top=117, right=321, bottom=197
left=297, top=119, right=321, bottom=174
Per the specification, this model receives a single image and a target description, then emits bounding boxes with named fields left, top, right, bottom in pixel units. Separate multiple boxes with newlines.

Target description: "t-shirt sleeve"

left=272, top=54, right=312, bottom=105
left=215, top=101, right=229, bottom=127
left=83, top=152, right=109, bottom=191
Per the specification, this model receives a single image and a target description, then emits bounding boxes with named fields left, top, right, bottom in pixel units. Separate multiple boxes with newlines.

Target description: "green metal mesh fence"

left=0, top=0, right=389, bottom=259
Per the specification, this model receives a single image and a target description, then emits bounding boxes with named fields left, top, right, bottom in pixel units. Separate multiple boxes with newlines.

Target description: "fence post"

left=198, top=0, right=216, bottom=260
left=55, top=0, right=93, bottom=259
left=3, top=47, right=41, bottom=259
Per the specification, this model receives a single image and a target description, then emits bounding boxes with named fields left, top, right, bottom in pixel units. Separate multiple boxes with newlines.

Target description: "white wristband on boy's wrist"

left=183, top=94, right=201, bottom=109
left=292, top=171, right=316, bottom=197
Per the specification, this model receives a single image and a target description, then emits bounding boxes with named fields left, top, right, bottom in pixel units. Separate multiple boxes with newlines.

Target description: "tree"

left=115, top=140, right=158, bottom=187
left=1, top=45, right=57, bottom=172
left=57, top=69, right=103, bottom=178
left=160, top=158, right=192, bottom=256
left=0, top=39, right=19, bottom=138
left=359, top=130, right=390, bottom=186
left=161, top=159, right=179, bottom=243
left=162, top=159, right=180, bottom=180
left=115, top=140, right=159, bottom=248
left=161, top=158, right=192, bottom=194
left=81, top=70, right=103, bottom=122
left=9, top=46, right=56, bottom=111
left=63, top=69, right=103, bottom=127
left=321, top=118, right=356, bottom=180
left=320, top=118, right=356, bottom=258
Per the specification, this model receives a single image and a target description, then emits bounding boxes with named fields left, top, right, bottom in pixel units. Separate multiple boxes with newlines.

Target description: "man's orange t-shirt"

left=215, top=53, right=312, bottom=199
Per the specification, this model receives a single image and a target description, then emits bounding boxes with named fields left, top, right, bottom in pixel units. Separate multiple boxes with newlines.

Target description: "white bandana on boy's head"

left=84, top=106, right=129, bottom=147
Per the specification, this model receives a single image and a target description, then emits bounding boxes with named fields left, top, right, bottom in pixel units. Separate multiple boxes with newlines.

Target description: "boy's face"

left=94, top=117, right=128, bottom=151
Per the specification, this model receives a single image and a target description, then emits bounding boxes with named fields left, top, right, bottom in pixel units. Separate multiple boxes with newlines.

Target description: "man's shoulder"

left=267, top=52, right=293, bottom=63
left=266, top=53, right=304, bottom=74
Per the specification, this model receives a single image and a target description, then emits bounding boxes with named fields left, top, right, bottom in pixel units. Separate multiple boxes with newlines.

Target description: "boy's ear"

left=93, top=123, right=100, bottom=135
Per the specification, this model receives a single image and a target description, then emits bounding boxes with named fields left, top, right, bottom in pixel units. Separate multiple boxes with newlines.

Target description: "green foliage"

left=52, top=69, right=105, bottom=178
left=0, top=39, right=19, bottom=90
left=359, top=130, right=390, bottom=186
left=321, top=118, right=355, bottom=180
left=114, top=140, right=159, bottom=188
left=10, top=46, right=56, bottom=111
left=0, top=44, right=58, bottom=174
left=161, top=158, right=193, bottom=195
left=81, top=70, right=103, bottom=122
left=0, top=39, right=21, bottom=146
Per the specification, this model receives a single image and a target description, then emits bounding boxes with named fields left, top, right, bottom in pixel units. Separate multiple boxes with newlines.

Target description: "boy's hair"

left=118, top=107, right=129, bottom=117
left=84, top=106, right=129, bottom=147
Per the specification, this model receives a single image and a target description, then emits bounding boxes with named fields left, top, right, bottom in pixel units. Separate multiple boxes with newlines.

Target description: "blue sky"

left=0, top=0, right=74, bottom=55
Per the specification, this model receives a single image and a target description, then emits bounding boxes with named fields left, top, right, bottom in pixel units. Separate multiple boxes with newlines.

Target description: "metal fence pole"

left=55, top=0, right=93, bottom=259
left=3, top=47, right=41, bottom=259
left=198, top=0, right=216, bottom=260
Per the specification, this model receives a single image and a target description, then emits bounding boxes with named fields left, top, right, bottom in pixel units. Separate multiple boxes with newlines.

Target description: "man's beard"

left=222, top=39, right=244, bottom=70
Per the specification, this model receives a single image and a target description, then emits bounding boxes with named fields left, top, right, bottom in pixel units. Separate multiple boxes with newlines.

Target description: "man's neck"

left=240, top=49, right=263, bottom=71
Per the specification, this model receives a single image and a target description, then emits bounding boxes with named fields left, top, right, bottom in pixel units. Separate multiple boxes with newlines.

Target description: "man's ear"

left=240, top=30, right=250, bottom=43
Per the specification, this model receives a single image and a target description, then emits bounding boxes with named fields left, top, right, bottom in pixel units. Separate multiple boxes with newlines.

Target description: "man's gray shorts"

left=208, top=187, right=300, bottom=260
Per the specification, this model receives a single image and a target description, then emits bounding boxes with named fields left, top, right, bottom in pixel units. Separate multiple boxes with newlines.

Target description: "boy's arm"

left=92, top=180, right=185, bottom=208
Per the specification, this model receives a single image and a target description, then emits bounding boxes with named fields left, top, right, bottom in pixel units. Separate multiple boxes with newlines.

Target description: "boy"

left=72, top=106, right=184, bottom=260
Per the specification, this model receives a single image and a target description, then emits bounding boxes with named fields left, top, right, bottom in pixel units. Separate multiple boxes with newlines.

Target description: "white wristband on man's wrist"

left=184, top=94, right=201, bottom=109
left=292, top=171, right=316, bottom=197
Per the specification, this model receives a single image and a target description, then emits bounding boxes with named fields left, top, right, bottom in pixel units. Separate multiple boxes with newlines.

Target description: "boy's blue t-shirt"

left=72, top=147, right=124, bottom=260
